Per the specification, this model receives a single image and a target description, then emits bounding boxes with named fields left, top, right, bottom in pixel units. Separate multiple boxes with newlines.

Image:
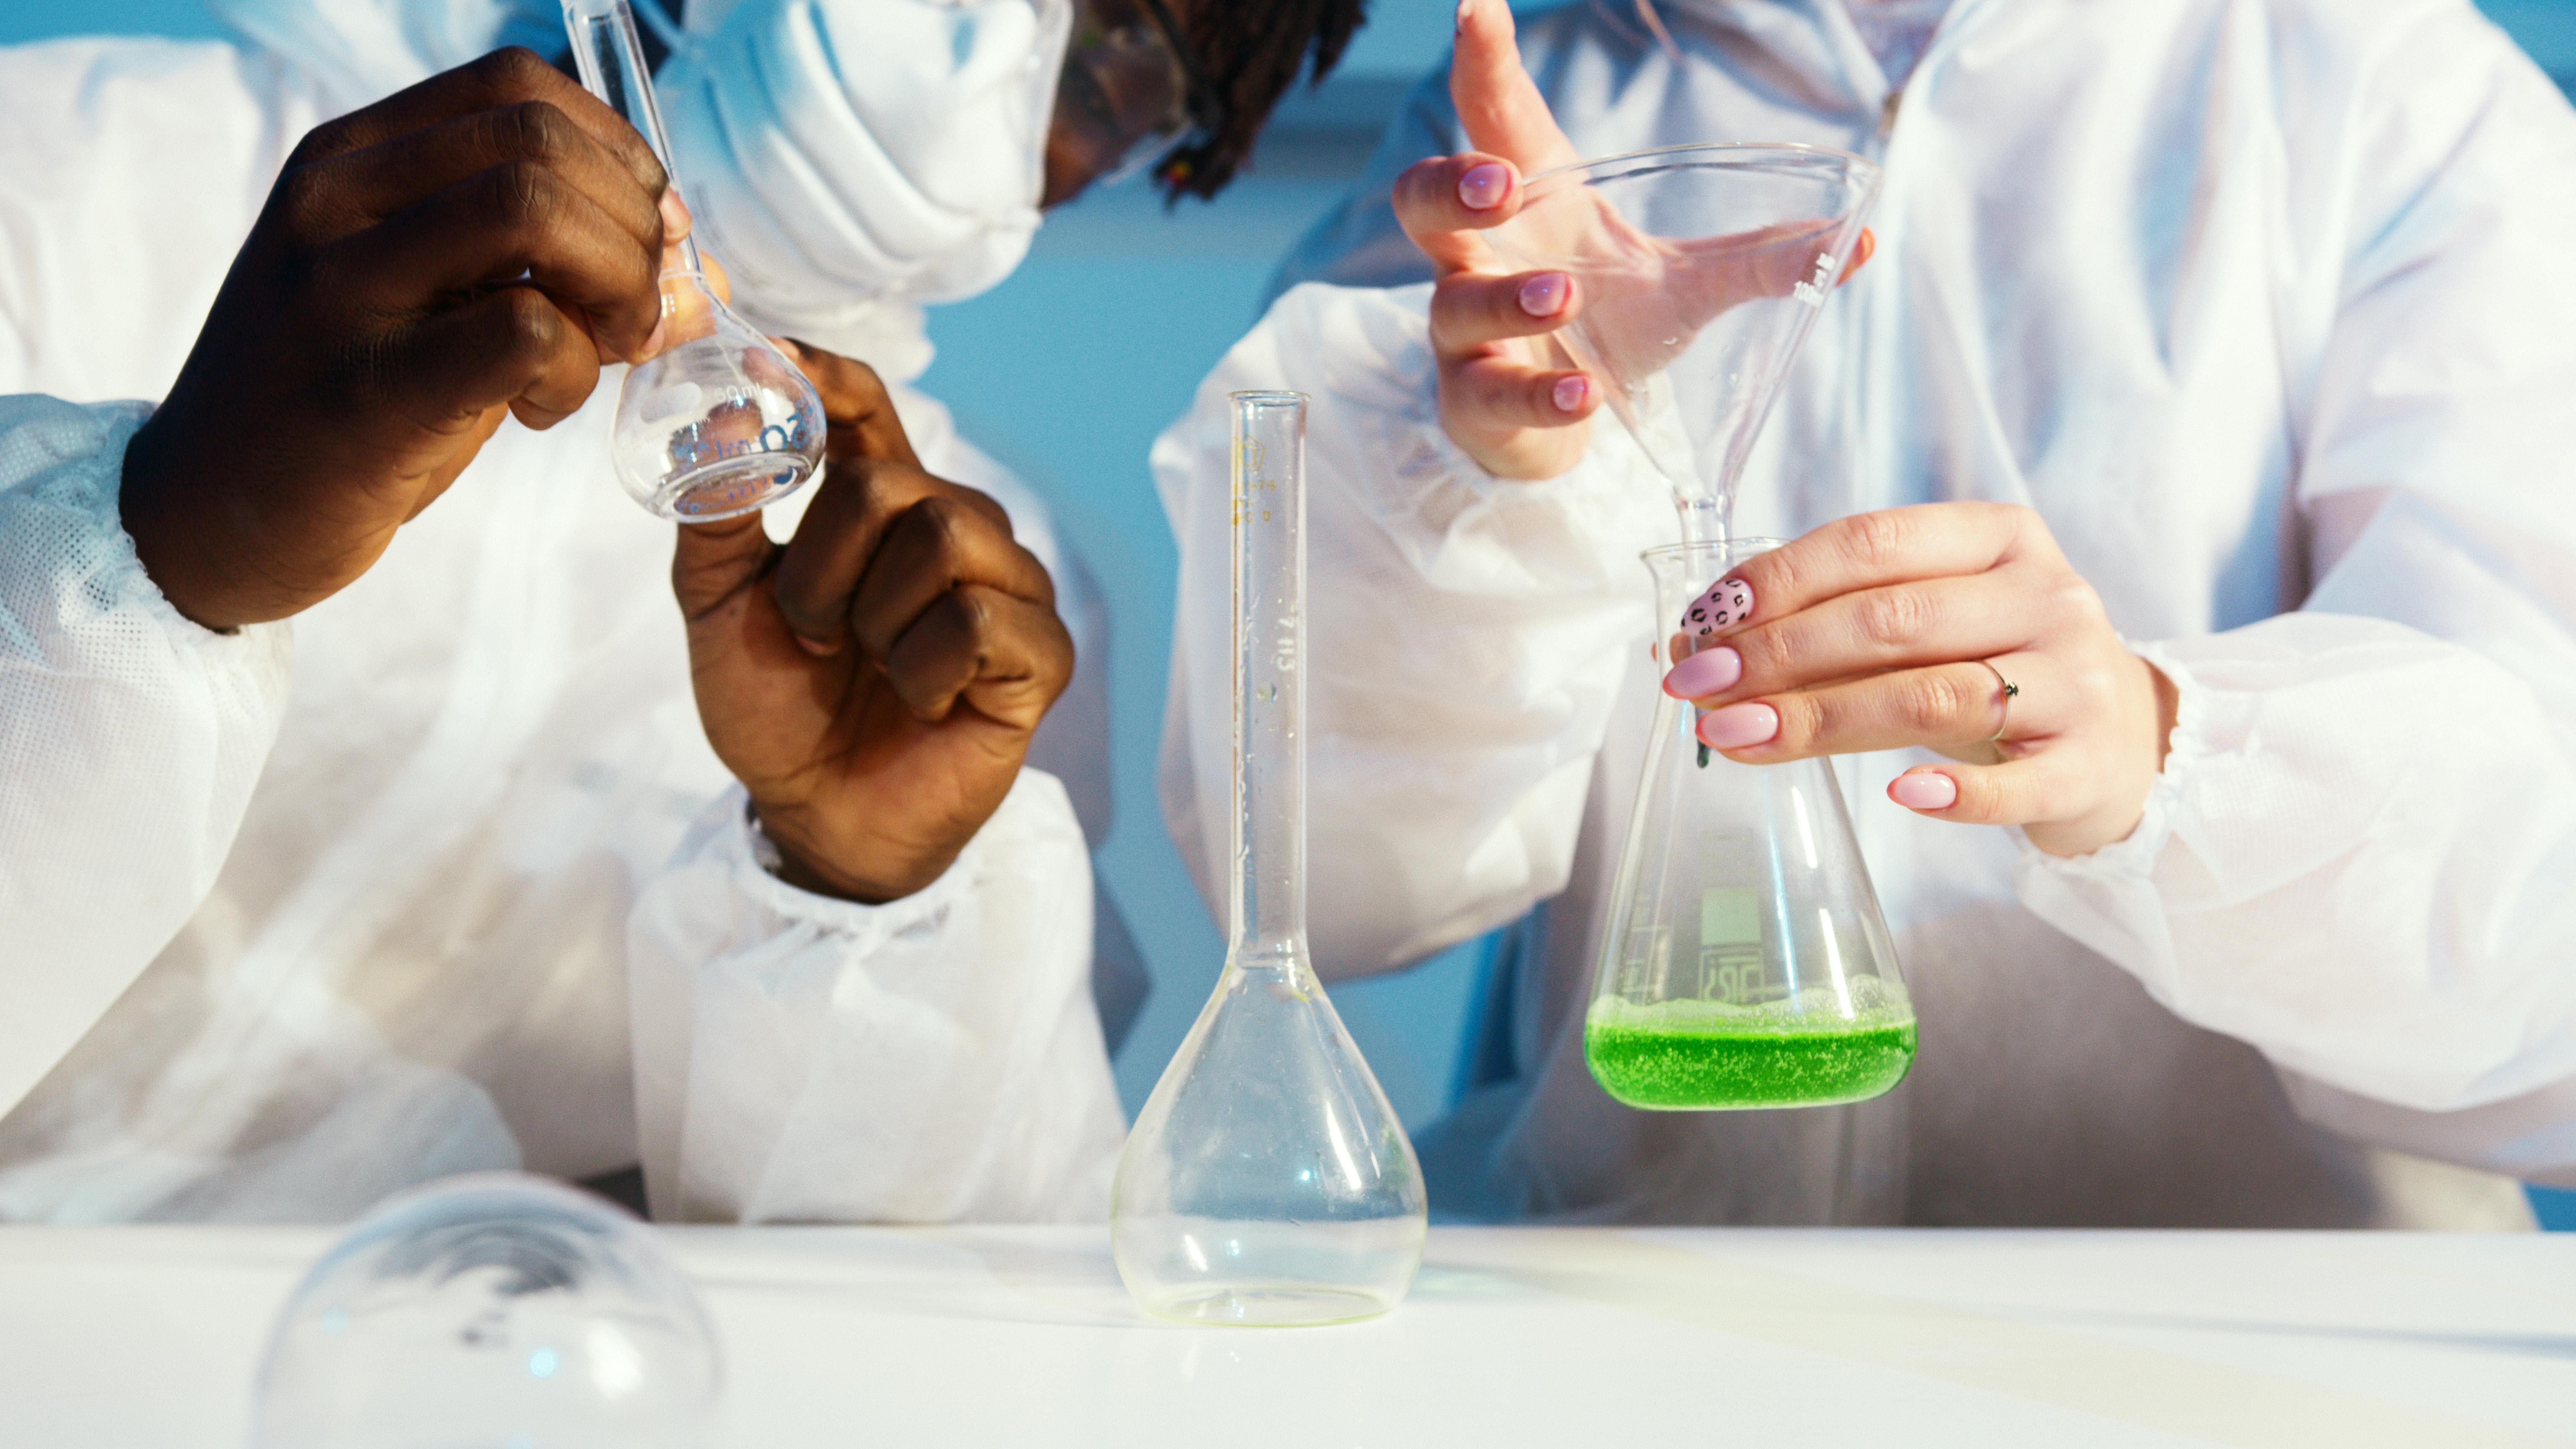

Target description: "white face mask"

left=657, top=0, right=1073, bottom=374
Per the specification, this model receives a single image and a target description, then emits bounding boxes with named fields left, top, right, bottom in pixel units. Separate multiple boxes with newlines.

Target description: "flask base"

left=1133, top=1283, right=1396, bottom=1327
left=643, top=454, right=817, bottom=522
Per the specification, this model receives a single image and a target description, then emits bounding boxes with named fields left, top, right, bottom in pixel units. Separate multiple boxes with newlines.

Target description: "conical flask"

left=1589, top=541, right=1914, bottom=1110
left=1111, top=391, right=1428, bottom=1326
left=1488, top=145, right=1909, bottom=1109
left=1485, top=143, right=1880, bottom=542
left=565, top=0, right=826, bottom=522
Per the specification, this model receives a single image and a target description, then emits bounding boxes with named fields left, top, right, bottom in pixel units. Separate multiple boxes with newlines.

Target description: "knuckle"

left=1854, top=587, right=1932, bottom=649
left=1843, top=508, right=1914, bottom=571
left=906, top=495, right=974, bottom=564
left=2044, top=570, right=2106, bottom=628
left=1901, top=671, right=1973, bottom=733
left=276, top=163, right=339, bottom=236
left=473, top=47, right=556, bottom=97
left=496, top=288, right=564, bottom=361
left=491, top=159, right=561, bottom=230
left=502, top=100, right=577, bottom=165
left=944, top=585, right=997, bottom=643
left=288, top=119, right=353, bottom=167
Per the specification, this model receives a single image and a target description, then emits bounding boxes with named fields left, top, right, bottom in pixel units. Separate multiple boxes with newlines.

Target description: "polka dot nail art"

left=1681, top=576, right=1753, bottom=639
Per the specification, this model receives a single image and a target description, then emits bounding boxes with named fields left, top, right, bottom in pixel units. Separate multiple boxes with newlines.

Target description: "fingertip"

left=1459, top=160, right=1512, bottom=211
left=1550, top=373, right=1592, bottom=414
left=1888, top=769, right=1959, bottom=812
left=1517, top=271, right=1569, bottom=317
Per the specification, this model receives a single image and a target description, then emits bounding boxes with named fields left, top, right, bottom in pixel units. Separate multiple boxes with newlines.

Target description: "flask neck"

left=1229, top=395, right=1308, bottom=961
left=565, top=0, right=709, bottom=288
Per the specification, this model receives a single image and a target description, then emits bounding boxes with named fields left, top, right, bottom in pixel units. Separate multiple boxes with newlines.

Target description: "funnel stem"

left=1677, top=494, right=1728, bottom=547
left=563, top=0, right=704, bottom=279
left=1229, top=393, right=1308, bottom=964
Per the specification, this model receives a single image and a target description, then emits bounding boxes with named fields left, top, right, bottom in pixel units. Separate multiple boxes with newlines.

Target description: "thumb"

left=1453, top=0, right=1581, bottom=175
left=670, top=512, right=776, bottom=623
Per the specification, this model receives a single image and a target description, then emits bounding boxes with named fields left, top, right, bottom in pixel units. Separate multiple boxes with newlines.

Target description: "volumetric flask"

left=1485, top=143, right=1878, bottom=542
left=1589, top=538, right=1915, bottom=1111
left=249, top=1172, right=720, bottom=1449
left=1111, top=391, right=1427, bottom=1326
left=565, top=0, right=824, bottom=521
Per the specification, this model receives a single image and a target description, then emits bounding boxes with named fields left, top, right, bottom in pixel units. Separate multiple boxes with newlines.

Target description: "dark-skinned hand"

left=119, top=48, right=679, bottom=630
left=674, top=344, right=1072, bottom=904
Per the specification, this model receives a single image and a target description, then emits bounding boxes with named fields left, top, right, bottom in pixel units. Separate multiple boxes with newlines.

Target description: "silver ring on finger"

left=1977, top=658, right=2020, bottom=743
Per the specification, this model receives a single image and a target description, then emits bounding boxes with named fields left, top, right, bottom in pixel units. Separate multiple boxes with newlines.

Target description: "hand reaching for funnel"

left=1659, top=504, right=2182, bottom=859
left=1396, top=0, right=1873, bottom=481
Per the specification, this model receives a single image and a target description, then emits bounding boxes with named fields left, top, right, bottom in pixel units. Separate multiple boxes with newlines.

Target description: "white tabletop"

left=4, top=1225, right=2572, bottom=1447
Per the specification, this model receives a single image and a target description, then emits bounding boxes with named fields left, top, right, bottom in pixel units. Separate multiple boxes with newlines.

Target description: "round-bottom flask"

left=249, top=1173, right=720, bottom=1449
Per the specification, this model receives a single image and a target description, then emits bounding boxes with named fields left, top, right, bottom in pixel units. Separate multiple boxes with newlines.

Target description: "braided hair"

left=1159, top=0, right=1370, bottom=200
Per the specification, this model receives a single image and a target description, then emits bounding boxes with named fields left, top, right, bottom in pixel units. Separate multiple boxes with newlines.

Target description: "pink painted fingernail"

left=1552, top=375, right=1589, bottom=412
left=1889, top=771, right=1959, bottom=810
left=1681, top=576, right=1754, bottom=638
left=1518, top=272, right=1568, bottom=317
left=1662, top=646, right=1740, bottom=699
left=1459, top=162, right=1510, bottom=210
left=1697, top=702, right=1777, bottom=750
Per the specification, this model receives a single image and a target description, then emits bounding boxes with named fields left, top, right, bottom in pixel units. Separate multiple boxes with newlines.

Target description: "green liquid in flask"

left=1584, top=980, right=1917, bottom=1110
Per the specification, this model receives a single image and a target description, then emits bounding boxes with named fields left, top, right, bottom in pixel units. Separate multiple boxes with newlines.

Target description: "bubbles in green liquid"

left=1584, top=979, right=1917, bottom=1110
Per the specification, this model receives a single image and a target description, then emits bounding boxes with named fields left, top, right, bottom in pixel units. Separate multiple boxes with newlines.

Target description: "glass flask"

left=1111, top=391, right=1428, bottom=1326
left=1588, top=538, right=1915, bottom=1111
left=1485, top=143, right=1880, bottom=543
left=564, top=0, right=825, bottom=521
left=249, top=1173, right=721, bottom=1449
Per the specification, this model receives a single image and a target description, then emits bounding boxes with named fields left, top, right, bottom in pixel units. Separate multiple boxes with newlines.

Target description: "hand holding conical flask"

left=1485, top=144, right=1880, bottom=540
left=564, top=0, right=824, bottom=521
left=1590, top=539, right=1915, bottom=1110
left=1111, top=392, right=1427, bottom=1326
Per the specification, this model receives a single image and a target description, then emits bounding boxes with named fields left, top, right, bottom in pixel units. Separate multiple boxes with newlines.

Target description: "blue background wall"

left=9, top=0, right=2575, bottom=1230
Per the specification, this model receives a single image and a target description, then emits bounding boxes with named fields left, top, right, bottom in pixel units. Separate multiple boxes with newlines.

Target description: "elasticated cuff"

left=2013, top=637, right=2215, bottom=884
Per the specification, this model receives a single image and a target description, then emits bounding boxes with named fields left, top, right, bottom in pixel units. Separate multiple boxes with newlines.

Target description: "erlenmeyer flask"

left=1589, top=538, right=1915, bottom=1111
left=565, top=0, right=825, bottom=521
left=1485, top=143, right=1880, bottom=541
left=1111, top=391, right=1427, bottom=1326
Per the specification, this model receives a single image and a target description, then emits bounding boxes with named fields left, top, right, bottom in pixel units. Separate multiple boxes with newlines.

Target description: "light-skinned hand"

left=1659, top=504, right=2179, bottom=858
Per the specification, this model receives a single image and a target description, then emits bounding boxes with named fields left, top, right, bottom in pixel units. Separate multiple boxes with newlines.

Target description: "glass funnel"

left=1111, top=391, right=1427, bottom=1326
left=1589, top=538, right=1914, bottom=1111
left=249, top=1172, right=721, bottom=1449
left=1485, top=143, right=1880, bottom=542
left=564, top=0, right=824, bottom=521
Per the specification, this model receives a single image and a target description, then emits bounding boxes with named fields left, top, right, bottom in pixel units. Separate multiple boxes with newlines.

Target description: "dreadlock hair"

left=1158, top=0, right=1369, bottom=202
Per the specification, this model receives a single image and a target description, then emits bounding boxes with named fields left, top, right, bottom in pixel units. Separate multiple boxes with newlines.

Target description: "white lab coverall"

left=0, top=16, right=1124, bottom=1221
left=1158, top=0, right=2576, bottom=1226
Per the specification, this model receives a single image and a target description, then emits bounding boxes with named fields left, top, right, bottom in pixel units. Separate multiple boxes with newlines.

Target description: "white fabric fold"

left=630, top=776, right=1121, bottom=1223
left=0, top=397, right=294, bottom=1124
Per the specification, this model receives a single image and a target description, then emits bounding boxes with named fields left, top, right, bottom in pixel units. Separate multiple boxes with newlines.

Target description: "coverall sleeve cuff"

left=5, top=397, right=281, bottom=660
left=2013, top=637, right=2214, bottom=883
left=714, top=786, right=985, bottom=945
